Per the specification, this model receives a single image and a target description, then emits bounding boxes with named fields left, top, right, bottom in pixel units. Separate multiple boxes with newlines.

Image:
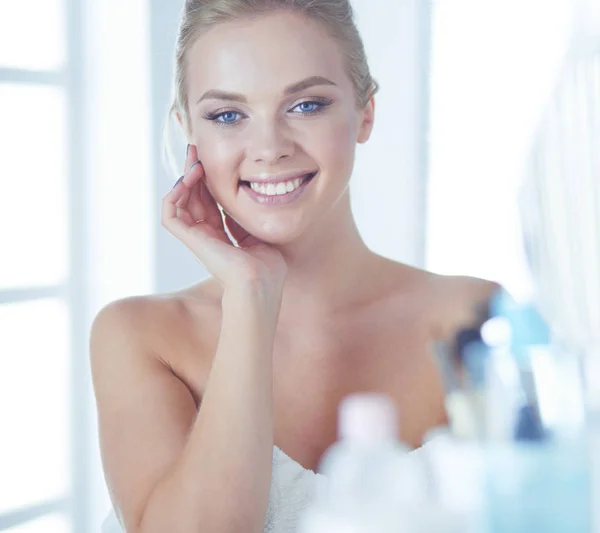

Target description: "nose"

left=248, top=118, right=295, bottom=165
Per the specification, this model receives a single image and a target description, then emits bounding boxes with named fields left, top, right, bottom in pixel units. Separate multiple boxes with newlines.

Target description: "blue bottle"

left=483, top=290, right=592, bottom=533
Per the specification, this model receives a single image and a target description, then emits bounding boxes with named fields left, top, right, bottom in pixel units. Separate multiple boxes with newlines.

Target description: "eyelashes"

left=202, top=98, right=334, bottom=128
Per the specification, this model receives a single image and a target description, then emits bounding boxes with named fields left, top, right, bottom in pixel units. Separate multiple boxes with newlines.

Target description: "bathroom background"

left=0, top=0, right=575, bottom=531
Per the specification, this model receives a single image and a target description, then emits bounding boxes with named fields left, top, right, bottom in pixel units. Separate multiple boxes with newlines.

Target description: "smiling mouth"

left=239, top=172, right=317, bottom=195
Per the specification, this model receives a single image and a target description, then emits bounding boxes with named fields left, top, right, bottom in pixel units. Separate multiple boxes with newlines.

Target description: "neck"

left=275, top=191, right=381, bottom=322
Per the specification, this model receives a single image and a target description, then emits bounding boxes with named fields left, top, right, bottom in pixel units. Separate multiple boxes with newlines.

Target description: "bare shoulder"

left=88, top=279, right=223, bottom=528
left=428, top=271, right=500, bottom=306
left=90, top=278, right=223, bottom=381
left=424, top=271, right=501, bottom=340
left=376, top=258, right=500, bottom=340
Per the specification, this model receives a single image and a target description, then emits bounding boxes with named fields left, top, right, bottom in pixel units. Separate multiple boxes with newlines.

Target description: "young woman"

left=91, top=1, right=499, bottom=531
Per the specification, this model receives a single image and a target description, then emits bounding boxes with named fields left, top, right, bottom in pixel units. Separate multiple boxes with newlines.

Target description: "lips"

left=240, top=171, right=318, bottom=205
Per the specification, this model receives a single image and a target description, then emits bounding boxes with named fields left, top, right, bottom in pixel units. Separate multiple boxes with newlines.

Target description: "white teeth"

left=248, top=175, right=309, bottom=196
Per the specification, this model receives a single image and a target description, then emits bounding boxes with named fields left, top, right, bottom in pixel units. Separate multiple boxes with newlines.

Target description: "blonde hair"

left=163, top=0, right=379, bottom=177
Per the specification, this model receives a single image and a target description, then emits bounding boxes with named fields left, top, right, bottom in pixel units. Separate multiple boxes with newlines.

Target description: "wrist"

left=222, top=281, right=282, bottom=323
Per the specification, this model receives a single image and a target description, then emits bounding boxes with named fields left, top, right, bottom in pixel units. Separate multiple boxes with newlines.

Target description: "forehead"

left=186, top=11, right=351, bottom=98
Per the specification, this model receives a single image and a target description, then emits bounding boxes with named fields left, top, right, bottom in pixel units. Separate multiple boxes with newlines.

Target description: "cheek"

left=195, top=135, right=243, bottom=184
left=191, top=136, right=242, bottom=208
left=311, top=114, right=357, bottom=175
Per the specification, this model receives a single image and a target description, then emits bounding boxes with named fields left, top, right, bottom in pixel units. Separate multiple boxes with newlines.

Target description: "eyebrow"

left=195, top=75, right=338, bottom=105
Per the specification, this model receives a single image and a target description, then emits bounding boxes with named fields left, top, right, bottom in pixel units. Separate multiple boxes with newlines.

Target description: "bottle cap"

left=338, top=393, right=398, bottom=442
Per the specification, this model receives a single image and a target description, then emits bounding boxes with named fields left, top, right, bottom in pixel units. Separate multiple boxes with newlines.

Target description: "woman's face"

left=184, top=10, right=375, bottom=244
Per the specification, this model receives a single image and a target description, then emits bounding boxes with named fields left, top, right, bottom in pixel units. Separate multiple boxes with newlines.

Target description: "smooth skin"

left=90, top=10, right=499, bottom=533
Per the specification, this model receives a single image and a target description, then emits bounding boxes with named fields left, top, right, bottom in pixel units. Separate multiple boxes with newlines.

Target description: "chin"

left=252, top=229, right=303, bottom=247
left=244, top=219, right=307, bottom=246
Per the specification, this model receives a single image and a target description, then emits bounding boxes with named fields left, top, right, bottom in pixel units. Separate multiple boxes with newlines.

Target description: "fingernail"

left=186, top=143, right=190, bottom=156
left=172, top=175, right=184, bottom=189
left=186, top=160, right=200, bottom=174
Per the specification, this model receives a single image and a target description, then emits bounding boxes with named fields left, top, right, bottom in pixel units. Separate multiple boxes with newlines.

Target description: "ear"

left=175, top=111, right=192, bottom=143
left=357, top=96, right=375, bottom=144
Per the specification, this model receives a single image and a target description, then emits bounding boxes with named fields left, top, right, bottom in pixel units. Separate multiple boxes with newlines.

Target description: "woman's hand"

left=161, top=145, right=288, bottom=297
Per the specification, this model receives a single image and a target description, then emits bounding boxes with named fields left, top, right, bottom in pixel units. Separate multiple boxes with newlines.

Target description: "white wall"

left=149, top=0, right=211, bottom=295
left=351, top=0, right=431, bottom=267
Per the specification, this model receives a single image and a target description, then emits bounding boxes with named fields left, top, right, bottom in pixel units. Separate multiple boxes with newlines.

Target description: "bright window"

left=0, top=1, right=72, bottom=531
left=0, top=84, right=69, bottom=289
left=426, top=0, right=574, bottom=300
left=0, top=0, right=66, bottom=71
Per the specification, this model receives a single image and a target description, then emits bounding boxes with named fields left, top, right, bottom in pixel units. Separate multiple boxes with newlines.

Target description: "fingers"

left=180, top=144, right=204, bottom=188
left=182, top=146, right=222, bottom=228
left=163, top=144, right=204, bottom=232
left=162, top=144, right=228, bottom=242
left=185, top=144, right=199, bottom=174
left=169, top=144, right=205, bottom=209
left=162, top=184, right=195, bottom=240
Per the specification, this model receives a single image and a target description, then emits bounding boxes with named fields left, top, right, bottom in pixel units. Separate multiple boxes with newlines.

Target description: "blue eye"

left=295, top=102, right=320, bottom=113
left=292, top=99, right=333, bottom=114
left=216, top=111, right=240, bottom=124
left=202, top=109, right=244, bottom=127
left=203, top=98, right=333, bottom=127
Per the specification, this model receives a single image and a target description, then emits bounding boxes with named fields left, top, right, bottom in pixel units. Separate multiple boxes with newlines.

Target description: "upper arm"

left=90, top=299, right=199, bottom=530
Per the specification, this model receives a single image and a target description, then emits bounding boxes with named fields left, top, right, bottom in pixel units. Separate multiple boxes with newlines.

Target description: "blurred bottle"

left=297, top=393, right=421, bottom=533
left=482, top=290, right=592, bottom=533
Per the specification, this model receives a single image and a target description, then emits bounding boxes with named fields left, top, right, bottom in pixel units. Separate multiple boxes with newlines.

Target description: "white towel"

left=100, top=445, right=323, bottom=533
left=264, top=446, right=324, bottom=533
left=99, top=440, right=459, bottom=533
